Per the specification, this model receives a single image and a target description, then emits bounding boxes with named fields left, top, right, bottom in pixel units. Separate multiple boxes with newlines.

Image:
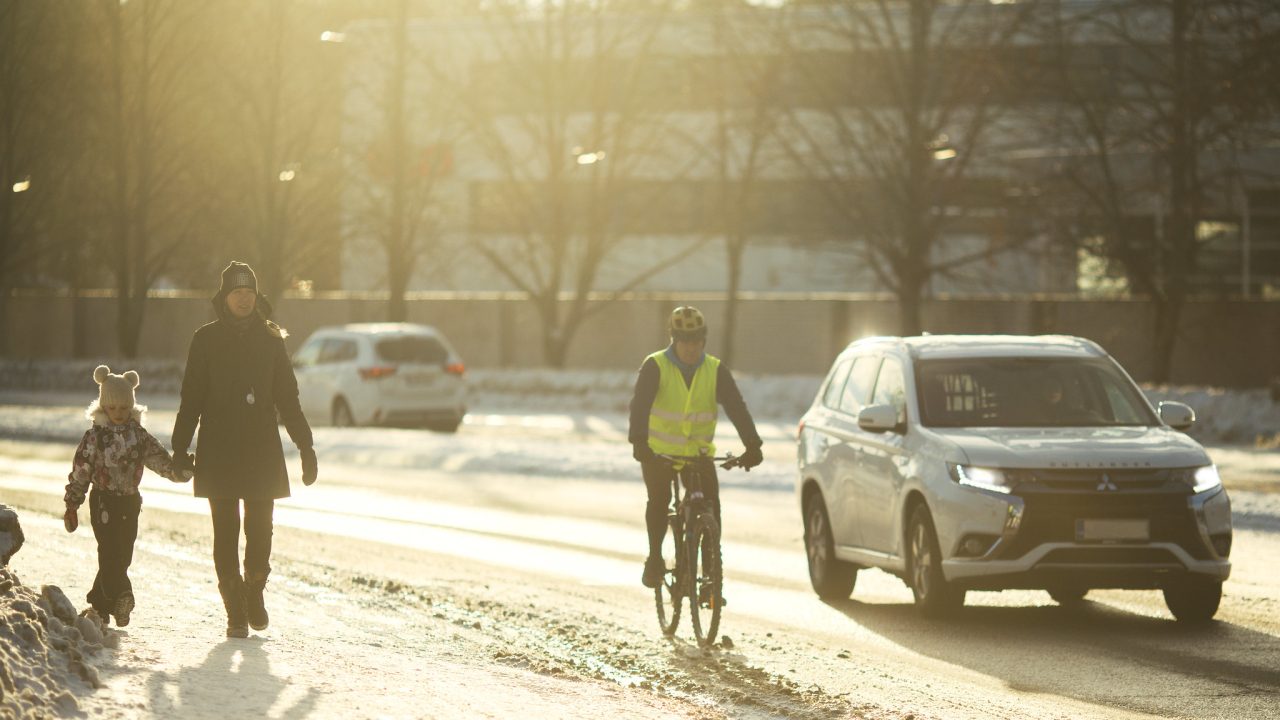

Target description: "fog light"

left=957, top=534, right=999, bottom=557
left=1211, top=532, right=1232, bottom=557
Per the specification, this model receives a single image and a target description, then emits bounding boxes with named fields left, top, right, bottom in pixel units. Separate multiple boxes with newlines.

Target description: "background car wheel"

left=1163, top=578, right=1222, bottom=624
left=426, top=415, right=462, bottom=433
left=332, top=398, right=355, bottom=428
left=907, top=504, right=965, bottom=618
left=803, top=493, right=857, bottom=600
left=1048, top=585, right=1089, bottom=606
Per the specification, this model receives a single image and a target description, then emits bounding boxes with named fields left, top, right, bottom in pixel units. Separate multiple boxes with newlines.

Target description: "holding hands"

left=172, top=451, right=195, bottom=482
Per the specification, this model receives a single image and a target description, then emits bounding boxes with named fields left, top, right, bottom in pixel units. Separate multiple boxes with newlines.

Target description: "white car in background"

left=292, top=323, right=467, bottom=432
left=797, top=334, right=1232, bottom=622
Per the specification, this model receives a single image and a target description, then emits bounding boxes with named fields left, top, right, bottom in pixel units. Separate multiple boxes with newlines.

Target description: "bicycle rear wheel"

left=654, top=516, right=683, bottom=636
left=687, top=517, right=722, bottom=648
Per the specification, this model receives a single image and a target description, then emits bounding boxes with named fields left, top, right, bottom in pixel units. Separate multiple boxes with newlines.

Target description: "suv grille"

left=1007, top=468, right=1176, bottom=492
left=999, top=479, right=1208, bottom=561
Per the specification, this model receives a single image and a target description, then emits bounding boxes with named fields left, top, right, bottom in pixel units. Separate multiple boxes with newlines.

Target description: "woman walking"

left=172, top=261, right=318, bottom=638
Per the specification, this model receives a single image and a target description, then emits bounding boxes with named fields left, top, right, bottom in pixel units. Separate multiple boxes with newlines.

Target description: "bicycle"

left=653, top=449, right=744, bottom=647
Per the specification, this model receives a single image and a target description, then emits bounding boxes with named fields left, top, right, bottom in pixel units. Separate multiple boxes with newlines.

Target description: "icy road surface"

left=1, top=393, right=1279, bottom=719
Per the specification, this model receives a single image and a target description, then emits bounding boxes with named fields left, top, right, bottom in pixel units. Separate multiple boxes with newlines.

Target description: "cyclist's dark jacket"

left=628, top=351, right=762, bottom=450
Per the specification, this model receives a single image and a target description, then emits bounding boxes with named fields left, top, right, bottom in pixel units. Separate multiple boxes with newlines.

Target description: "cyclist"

left=629, top=305, right=764, bottom=602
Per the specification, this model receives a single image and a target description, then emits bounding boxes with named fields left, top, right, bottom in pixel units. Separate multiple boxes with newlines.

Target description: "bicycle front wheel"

left=687, top=517, right=722, bottom=648
left=655, top=517, right=683, bottom=636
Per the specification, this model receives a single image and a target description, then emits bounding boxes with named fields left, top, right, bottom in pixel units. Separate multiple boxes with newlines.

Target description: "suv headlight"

left=948, top=463, right=1015, bottom=494
left=1179, top=465, right=1222, bottom=494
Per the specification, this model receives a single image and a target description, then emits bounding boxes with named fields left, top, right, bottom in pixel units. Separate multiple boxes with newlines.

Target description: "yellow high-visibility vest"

left=647, top=350, right=719, bottom=458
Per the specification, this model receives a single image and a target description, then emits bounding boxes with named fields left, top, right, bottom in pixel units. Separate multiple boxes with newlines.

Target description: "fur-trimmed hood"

left=86, top=400, right=148, bottom=428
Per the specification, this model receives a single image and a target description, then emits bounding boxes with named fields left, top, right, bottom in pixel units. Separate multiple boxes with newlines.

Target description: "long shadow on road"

left=825, top=598, right=1280, bottom=720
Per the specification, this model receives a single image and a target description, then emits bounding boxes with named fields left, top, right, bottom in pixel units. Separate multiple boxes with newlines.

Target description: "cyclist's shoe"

left=642, top=556, right=666, bottom=589
left=698, top=584, right=726, bottom=608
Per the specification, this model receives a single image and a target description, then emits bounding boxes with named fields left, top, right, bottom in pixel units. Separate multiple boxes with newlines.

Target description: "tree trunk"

left=723, top=237, right=744, bottom=368
left=896, top=274, right=926, bottom=337
left=384, top=0, right=409, bottom=323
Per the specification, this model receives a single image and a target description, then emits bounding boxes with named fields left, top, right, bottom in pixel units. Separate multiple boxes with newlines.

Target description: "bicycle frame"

left=653, top=452, right=739, bottom=646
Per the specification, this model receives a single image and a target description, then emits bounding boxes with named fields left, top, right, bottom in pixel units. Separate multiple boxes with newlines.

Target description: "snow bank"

left=1, top=510, right=111, bottom=718
left=1, top=505, right=23, bottom=565
left=0, top=359, right=1276, bottom=443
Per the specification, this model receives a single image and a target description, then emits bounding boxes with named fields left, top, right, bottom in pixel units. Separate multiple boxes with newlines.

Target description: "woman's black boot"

left=243, top=571, right=269, bottom=631
left=218, top=577, right=249, bottom=638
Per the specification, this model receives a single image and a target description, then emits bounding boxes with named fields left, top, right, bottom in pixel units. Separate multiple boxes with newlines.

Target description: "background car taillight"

left=444, top=362, right=465, bottom=376
left=797, top=419, right=805, bottom=439
left=358, top=365, right=397, bottom=380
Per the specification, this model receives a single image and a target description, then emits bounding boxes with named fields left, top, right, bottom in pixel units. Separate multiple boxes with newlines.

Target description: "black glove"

left=173, top=451, right=194, bottom=475
left=740, top=445, right=763, bottom=471
left=632, top=444, right=657, bottom=465
left=300, top=446, right=318, bottom=486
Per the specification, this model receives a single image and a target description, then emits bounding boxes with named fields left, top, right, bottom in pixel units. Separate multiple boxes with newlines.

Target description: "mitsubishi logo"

left=1096, top=473, right=1119, bottom=492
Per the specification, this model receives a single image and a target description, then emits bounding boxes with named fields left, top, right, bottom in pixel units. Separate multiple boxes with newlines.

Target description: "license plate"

left=1076, top=519, right=1149, bottom=542
left=404, top=374, right=434, bottom=386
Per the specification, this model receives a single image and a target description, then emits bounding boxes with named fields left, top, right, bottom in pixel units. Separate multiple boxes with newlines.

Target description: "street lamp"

left=11, top=176, right=30, bottom=193
left=320, top=30, right=345, bottom=43
left=572, top=146, right=606, bottom=165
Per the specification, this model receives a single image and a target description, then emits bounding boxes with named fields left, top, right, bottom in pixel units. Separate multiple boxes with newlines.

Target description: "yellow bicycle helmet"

left=669, top=306, right=707, bottom=340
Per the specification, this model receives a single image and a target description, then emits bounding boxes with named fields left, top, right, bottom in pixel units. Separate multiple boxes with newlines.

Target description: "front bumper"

left=941, top=483, right=1232, bottom=589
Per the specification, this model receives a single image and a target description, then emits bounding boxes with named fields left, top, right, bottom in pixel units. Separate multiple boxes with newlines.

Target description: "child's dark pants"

left=87, top=489, right=141, bottom=616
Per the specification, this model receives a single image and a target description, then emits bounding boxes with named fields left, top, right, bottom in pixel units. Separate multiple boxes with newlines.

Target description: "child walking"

left=63, top=365, right=192, bottom=627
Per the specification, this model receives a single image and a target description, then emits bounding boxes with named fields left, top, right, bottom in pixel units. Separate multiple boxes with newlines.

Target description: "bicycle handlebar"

left=657, top=452, right=744, bottom=470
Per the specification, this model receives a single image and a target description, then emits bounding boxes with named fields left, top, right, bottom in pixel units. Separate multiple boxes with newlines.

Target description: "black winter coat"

left=172, top=319, right=313, bottom=500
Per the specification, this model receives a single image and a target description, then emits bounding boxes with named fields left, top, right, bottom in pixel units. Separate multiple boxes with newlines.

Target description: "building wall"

left=6, top=295, right=1278, bottom=387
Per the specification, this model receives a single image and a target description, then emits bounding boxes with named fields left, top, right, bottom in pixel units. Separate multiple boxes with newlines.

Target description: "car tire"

left=803, top=493, right=857, bottom=600
left=332, top=398, right=355, bottom=428
left=1048, top=585, right=1089, bottom=606
left=907, top=504, right=965, bottom=618
left=1163, top=578, right=1222, bottom=624
left=427, top=415, right=462, bottom=434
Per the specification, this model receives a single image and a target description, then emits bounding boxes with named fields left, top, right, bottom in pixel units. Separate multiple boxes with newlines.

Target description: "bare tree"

left=702, top=3, right=787, bottom=366
left=1036, top=0, right=1280, bottom=382
left=339, top=0, right=467, bottom=322
left=0, top=3, right=72, bottom=354
left=776, top=0, right=1037, bottom=335
left=209, top=0, right=348, bottom=300
left=91, top=0, right=217, bottom=357
left=445, top=0, right=713, bottom=366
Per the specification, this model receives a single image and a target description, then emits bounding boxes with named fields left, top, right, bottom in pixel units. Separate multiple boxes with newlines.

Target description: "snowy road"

left=2, top=395, right=1280, bottom=719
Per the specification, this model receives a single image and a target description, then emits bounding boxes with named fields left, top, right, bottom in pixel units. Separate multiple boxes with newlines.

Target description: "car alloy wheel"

left=333, top=398, right=355, bottom=427
left=907, top=504, right=965, bottom=617
left=804, top=494, right=856, bottom=600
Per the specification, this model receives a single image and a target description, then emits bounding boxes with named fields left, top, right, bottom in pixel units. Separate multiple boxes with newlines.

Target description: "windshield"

left=375, top=336, right=448, bottom=365
left=916, top=356, right=1159, bottom=428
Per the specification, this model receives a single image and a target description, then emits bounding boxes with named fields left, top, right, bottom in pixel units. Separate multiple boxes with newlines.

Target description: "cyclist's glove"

left=632, top=443, right=657, bottom=465
left=740, top=445, right=763, bottom=471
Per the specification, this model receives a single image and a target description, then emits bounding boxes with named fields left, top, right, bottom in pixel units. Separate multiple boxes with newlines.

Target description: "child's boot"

left=218, top=577, right=249, bottom=638
left=112, top=592, right=135, bottom=627
left=243, top=571, right=269, bottom=631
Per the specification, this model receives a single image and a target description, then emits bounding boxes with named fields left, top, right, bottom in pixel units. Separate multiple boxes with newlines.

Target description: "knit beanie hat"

left=94, top=365, right=138, bottom=409
left=218, top=261, right=257, bottom=296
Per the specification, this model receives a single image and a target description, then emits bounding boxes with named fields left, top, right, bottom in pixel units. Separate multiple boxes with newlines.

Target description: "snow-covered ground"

left=3, top=384, right=1280, bottom=719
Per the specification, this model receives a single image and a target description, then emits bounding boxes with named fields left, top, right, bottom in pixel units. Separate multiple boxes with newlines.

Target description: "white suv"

left=797, top=335, right=1232, bottom=622
left=292, top=323, right=467, bottom=432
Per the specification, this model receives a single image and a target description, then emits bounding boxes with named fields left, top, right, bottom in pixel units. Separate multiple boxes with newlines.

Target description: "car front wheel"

left=332, top=398, right=355, bottom=428
left=907, top=504, right=965, bottom=618
left=1163, top=578, right=1222, bottom=624
left=803, top=493, right=857, bottom=600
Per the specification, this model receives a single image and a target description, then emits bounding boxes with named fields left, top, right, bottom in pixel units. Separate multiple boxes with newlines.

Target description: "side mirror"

left=858, top=404, right=901, bottom=433
left=1158, top=401, right=1195, bottom=431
